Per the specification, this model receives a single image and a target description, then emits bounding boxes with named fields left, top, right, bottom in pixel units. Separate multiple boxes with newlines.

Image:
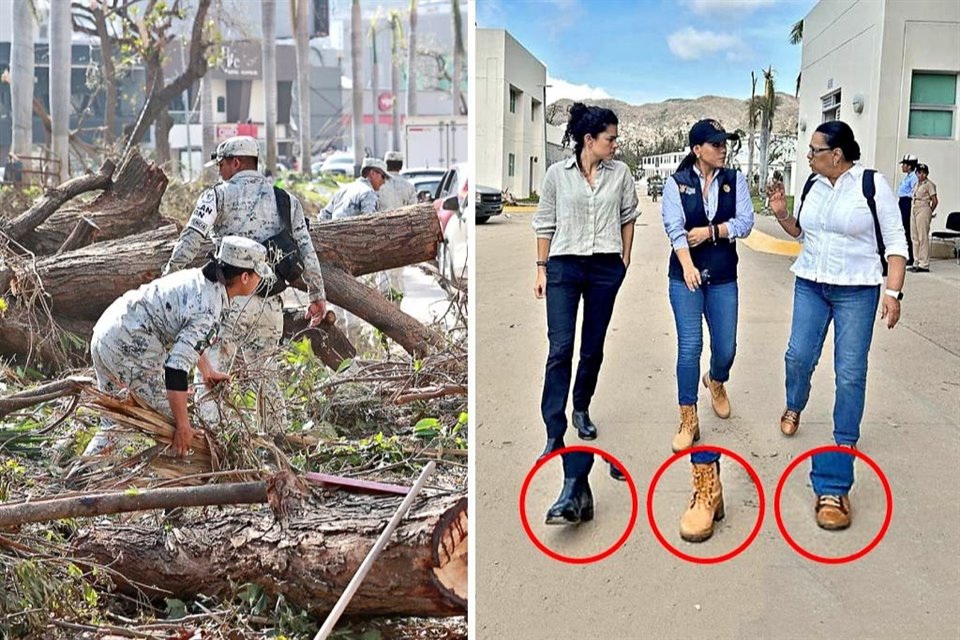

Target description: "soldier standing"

left=378, top=150, right=418, bottom=211
left=85, top=237, right=273, bottom=456
left=319, top=158, right=390, bottom=219
left=163, top=136, right=327, bottom=431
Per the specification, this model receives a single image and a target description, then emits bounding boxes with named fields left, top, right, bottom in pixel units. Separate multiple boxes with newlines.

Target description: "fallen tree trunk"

left=0, top=376, right=92, bottom=419
left=282, top=309, right=357, bottom=370
left=0, top=159, right=115, bottom=241
left=72, top=492, right=467, bottom=618
left=17, top=153, right=168, bottom=255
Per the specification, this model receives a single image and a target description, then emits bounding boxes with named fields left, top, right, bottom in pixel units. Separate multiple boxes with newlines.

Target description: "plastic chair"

left=931, top=211, right=960, bottom=264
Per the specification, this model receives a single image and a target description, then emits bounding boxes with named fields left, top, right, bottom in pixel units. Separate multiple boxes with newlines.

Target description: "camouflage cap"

left=215, top=236, right=274, bottom=281
left=384, top=150, right=404, bottom=163
left=360, top=157, right=391, bottom=179
left=205, top=136, right=261, bottom=167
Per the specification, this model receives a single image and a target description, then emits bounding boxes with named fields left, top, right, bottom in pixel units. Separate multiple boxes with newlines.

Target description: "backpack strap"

left=795, top=172, right=817, bottom=230
left=273, top=186, right=292, bottom=230
left=861, top=169, right=888, bottom=277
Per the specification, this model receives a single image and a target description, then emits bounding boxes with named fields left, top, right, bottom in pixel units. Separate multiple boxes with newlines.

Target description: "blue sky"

left=477, top=0, right=818, bottom=105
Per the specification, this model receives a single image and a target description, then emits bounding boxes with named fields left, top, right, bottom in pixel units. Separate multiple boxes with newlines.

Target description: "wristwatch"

left=884, top=288, right=904, bottom=301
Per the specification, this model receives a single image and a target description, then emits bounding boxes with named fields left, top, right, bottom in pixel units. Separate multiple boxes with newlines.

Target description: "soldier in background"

left=378, top=150, right=418, bottom=211
left=319, top=158, right=390, bottom=220
left=85, top=237, right=272, bottom=457
left=164, top=136, right=327, bottom=432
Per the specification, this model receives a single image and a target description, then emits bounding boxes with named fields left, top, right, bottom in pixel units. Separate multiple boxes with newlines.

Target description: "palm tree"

left=200, top=77, right=215, bottom=182
left=451, top=0, right=463, bottom=116
left=790, top=19, right=803, bottom=96
left=389, top=10, right=404, bottom=152
left=10, top=0, right=39, bottom=157
left=290, top=0, right=311, bottom=175
left=262, top=0, right=278, bottom=175
left=369, top=14, right=381, bottom=159
left=406, top=0, right=417, bottom=119
left=746, top=71, right=758, bottom=189
left=757, top=66, right=777, bottom=188
left=351, top=0, right=365, bottom=176
left=50, top=0, right=72, bottom=183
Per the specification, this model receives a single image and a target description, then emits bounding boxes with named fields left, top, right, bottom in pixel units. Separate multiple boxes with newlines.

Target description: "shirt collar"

left=815, top=161, right=864, bottom=186
left=228, top=169, right=262, bottom=182
left=562, top=156, right=616, bottom=170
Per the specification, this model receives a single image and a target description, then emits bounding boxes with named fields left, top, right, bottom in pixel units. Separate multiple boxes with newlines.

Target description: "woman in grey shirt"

left=532, top=102, right=640, bottom=525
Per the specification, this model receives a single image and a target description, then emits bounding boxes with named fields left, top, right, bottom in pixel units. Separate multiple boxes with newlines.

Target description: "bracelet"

left=710, top=225, right=717, bottom=243
left=774, top=211, right=792, bottom=222
left=536, top=260, right=548, bottom=267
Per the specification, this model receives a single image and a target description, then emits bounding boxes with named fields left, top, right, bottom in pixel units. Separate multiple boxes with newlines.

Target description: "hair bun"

left=568, top=102, right=588, bottom=120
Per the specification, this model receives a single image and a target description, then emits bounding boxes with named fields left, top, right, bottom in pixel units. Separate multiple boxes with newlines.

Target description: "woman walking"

left=660, top=119, right=754, bottom=542
left=532, top=102, right=639, bottom=525
left=769, top=120, right=907, bottom=530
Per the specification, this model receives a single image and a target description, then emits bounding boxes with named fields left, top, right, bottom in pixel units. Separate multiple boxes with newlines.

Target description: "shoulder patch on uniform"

left=187, top=188, right=219, bottom=236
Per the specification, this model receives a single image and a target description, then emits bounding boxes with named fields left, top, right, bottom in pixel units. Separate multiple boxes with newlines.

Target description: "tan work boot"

left=671, top=405, right=700, bottom=453
left=680, top=461, right=725, bottom=542
left=815, top=495, right=851, bottom=530
left=702, top=373, right=731, bottom=418
left=780, top=408, right=801, bottom=436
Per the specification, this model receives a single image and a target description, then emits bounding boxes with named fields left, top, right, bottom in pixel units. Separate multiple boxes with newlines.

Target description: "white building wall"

left=476, top=29, right=546, bottom=198
left=797, top=0, right=959, bottom=230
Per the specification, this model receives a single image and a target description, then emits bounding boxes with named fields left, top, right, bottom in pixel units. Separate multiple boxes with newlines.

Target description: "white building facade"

left=476, top=29, right=546, bottom=198
left=795, top=0, right=960, bottom=231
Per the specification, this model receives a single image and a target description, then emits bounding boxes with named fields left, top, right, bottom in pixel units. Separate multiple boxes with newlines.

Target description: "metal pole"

left=313, top=461, right=437, bottom=640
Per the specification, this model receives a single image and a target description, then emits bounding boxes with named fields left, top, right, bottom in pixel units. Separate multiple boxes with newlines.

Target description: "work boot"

left=545, top=476, right=594, bottom=525
left=679, top=461, right=724, bottom=542
left=572, top=410, right=597, bottom=440
left=815, top=495, right=851, bottom=530
left=702, top=373, right=731, bottom=418
left=780, top=408, right=801, bottom=436
left=671, top=405, right=700, bottom=453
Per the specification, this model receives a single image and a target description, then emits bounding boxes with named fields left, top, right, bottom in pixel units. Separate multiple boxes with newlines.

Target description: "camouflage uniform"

left=86, top=269, right=227, bottom=454
left=164, top=170, right=326, bottom=431
left=319, top=178, right=379, bottom=219
left=378, top=173, right=418, bottom=211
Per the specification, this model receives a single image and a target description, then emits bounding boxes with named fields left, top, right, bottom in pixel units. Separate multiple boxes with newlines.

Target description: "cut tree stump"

left=71, top=492, right=467, bottom=618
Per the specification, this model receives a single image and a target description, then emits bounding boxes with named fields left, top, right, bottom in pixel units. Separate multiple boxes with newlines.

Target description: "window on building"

left=909, top=72, right=956, bottom=138
left=508, top=153, right=515, bottom=176
left=531, top=97, right=540, bottom=122
left=821, top=89, right=841, bottom=122
left=509, top=86, right=520, bottom=114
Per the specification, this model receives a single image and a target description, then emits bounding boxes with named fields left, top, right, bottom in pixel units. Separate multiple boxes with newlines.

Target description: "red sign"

left=215, top=123, right=259, bottom=141
left=378, top=92, right=394, bottom=112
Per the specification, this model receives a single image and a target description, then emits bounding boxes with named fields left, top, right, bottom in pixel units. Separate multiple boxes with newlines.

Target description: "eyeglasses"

left=807, top=146, right=833, bottom=156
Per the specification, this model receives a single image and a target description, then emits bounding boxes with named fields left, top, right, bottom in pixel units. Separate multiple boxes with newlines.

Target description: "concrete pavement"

left=475, top=194, right=960, bottom=639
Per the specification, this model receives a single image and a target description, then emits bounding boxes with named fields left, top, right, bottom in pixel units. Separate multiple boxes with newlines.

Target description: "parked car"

left=401, top=167, right=446, bottom=181
left=647, top=175, right=664, bottom=200
left=433, top=164, right=502, bottom=224
left=408, top=174, right=443, bottom=202
left=318, top=152, right=355, bottom=176
left=432, top=164, right=471, bottom=290
left=474, top=185, right=503, bottom=224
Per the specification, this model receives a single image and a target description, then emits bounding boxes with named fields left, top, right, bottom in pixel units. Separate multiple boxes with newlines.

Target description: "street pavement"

left=475, top=194, right=960, bottom=639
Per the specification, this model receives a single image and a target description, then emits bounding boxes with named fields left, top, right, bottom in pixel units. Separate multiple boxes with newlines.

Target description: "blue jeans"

left=784, top=277, right=879, bottom=495
left=668, top=277, right=738, bottom=465
left=542, top=254, right=626, bottom=478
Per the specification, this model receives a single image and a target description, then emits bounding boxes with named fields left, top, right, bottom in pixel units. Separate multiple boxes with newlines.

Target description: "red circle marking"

left=518, top=445, right=639, bottom=564
left=774, top=445, right=893, bottom=564
left=645, top=446, right=765, bottom=564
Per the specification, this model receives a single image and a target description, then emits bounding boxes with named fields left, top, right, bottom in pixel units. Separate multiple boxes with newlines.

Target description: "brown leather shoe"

left=815, top=494, right=851, bottom=530
left=702, top=373, right=731, bottom=418
left=780, top=408, right=801, bottom=436
left=671, top=405, right=700, bottom=453
left=680, top=461, right=724, bottom=542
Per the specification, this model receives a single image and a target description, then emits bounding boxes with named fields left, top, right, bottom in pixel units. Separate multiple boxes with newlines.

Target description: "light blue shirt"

left=897, top=170, right=917, bottom=198
left=660, top=166, right=754, bottom=251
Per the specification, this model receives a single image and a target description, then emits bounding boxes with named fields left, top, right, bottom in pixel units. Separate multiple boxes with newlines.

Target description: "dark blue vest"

left=667, top=165, right=740, bottom=284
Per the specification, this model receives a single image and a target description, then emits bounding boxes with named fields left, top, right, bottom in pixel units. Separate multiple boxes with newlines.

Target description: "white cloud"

left=545, top=76, right=613, bottom=103
left=667, top=27, right=745, bottom=60
left=682, top=0, right=776, bottom=15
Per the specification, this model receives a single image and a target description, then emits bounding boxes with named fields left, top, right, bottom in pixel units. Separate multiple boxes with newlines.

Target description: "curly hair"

left=562, top=102, right=619, bottom=164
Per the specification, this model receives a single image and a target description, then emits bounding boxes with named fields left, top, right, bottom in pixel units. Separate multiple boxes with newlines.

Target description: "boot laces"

left=783, top=409, right=800, bottom=424
left=689, top=465, right=714, bottom=508
left=818, top=495, right=843, bottom=510
left=711, top=379, right=728, bottom=402
left=678, top=406, right=697, bottom=434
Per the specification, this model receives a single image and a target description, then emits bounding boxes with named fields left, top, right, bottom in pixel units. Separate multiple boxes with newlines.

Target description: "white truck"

left=403, top=115, right=467, bottom=170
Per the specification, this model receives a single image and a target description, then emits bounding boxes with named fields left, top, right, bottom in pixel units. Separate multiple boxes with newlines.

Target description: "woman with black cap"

left=532, top=102, right=640, bottom=525
left=660, top=119, right=755, bottom=542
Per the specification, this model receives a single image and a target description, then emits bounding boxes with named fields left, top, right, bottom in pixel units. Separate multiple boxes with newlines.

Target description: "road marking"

left=742, top=229, right=802, bottom=257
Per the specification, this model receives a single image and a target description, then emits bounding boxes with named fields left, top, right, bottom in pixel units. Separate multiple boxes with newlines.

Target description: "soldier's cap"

left=361, top=157, right=391, bottom=179
left=215, top=236, right=274, bottom=281
left=204, top=136, right=261, bottom=167
left=689, top=119, right=739, bottom=148
left=916, top=163, right=929, bottom=173
left=384, top=150, right=404, bottom=163
left=901, top=154, right=918, bottom=164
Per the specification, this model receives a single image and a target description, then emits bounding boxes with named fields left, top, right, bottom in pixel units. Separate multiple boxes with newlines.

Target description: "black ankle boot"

left=545, top=476, right=594, bottom=525
left=609, top=461, right=626, bottom=481
left=540, top=436, right=565, bottom=460
left=572, top=410, right=597, bottom=440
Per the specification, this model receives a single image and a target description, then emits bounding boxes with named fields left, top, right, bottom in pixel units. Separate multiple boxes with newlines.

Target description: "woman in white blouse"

left=768, top=120, right=907, bottom=531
